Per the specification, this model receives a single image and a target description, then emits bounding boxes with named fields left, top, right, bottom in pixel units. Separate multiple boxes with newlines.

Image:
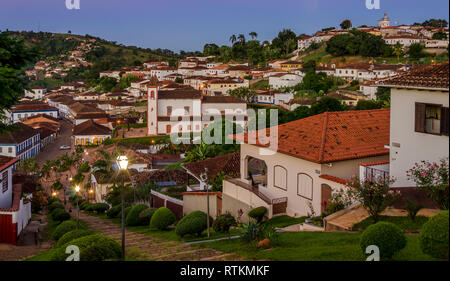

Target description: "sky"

left=0, top=0, right=448, bottom=52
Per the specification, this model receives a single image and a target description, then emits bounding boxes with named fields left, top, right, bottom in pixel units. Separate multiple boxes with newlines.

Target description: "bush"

left=92, top=203, right=110, bottom=214
left=150, top=207, right=176, bottom=230
left=47, top=196, right=60, bottom=205
left=419, top=211, right=449, bottom=259
left=52, top=209, right=71, bottom=223
left=79, top=201, right=91, bottom=210
left=106, top=204, right=122, bottom=218
left=240, top=222, right=264, bottom=242
left=52, top=220, right=86, bottom=241
left=51, top=234, right=122, bottom=261
left=117, top=206, right=132, bottom=219
left=56, top=229, right=93, bottom=248
left=175, top=211, right=213, bottom=237
left=126, top=204, right=149, bottom=226
left=248, top=207, right=268, bottom=223
left=139, top=208, right=156, bottom=223
left=360, top=222, right=407, bottom=260
left=48, top=201, right=64, bottom=212
left=405, top=197, right=422, bottom=221
left=213, top=213, right=237, bottom=236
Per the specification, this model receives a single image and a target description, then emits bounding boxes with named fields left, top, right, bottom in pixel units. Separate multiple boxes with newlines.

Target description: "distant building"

left=7, top=102, right=59, bottom=124
left=0, top=123, right=41, bottom=170
left=269, top=73, right=303, bottom=89
left=73, top=119, right=111, bottom=146
left=378, top=13, right=390, bottom=28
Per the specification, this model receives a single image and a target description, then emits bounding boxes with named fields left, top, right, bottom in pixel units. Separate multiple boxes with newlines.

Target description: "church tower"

left=147, top=86, right=158, bottom=135
left=378, top=13, right=390, bottom=28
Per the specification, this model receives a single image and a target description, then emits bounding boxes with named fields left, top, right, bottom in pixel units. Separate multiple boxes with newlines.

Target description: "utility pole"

left=200, top=168, right=210, bottom=238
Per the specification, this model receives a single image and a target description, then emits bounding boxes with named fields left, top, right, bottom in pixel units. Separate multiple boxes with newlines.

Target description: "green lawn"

left=90, top=213, right=241, bottom=243
left=195, top=231, right=442, bottom=261
left=352, top=216, right=429, bottom=233
left=265, top=215, right=307, bottom=228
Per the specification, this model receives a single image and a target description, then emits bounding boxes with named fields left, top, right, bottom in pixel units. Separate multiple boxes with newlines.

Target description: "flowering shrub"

left=324, top=188, right=353, bottom=215
left=346, top=175, right=400, bottom=222
left=407, top=158, right=449, bottom=210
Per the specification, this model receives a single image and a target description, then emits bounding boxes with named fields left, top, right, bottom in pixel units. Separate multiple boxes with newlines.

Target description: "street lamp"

left=200, top=168, right=210, bottom=238
left=75, top=185, right=80, bottom=230
left=116, top=155, right=128, bottom=261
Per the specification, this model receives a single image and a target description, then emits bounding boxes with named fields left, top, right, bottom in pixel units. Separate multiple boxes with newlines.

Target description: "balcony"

left=223, top=178, right=288, bottom=218
left=359, top=160, right=390, bottom=181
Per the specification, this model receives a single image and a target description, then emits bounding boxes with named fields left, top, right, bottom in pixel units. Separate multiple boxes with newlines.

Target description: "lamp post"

left=116, top=155, right=129, bottom=261
left=200, top=168, right=210, bottom=238
left=75, top=185, right=80, bottom=230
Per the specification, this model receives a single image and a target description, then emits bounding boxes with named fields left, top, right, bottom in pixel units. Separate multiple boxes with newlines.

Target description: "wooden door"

left=321, top=184, right=332, bottom=214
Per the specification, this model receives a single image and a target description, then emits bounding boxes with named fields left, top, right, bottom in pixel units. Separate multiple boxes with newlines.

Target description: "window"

left=415, top=103, right=449, bottom=136
left=246, top=157, right=267, bottom=187
left=8, top=147, right=12, bottom=153
left=167, top=106, right=172, bottom=116
left=2, top=170, right=8, bottom=193
left=297, top=173, right=313, bottom=200
left=274, top=166, right=287, bottom=191
left=184, top=106, right=190, bottom=115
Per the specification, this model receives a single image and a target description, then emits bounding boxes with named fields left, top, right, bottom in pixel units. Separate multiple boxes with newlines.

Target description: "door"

left=321, top=184, right=332, bottom=214
left=166, top=125, right=171, bottom=134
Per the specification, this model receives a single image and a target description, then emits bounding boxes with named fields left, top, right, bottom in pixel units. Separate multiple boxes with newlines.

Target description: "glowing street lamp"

left=75, top=185, right=80, bottom=230
left=116, top=155, right=128, bottom=260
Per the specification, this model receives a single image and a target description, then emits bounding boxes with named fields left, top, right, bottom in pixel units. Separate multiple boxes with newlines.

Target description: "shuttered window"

left=2, top=170, right=8, bottom=193
left=441, top=107, right=449, bottom=136
left=415, top=102, right=426, bottom=133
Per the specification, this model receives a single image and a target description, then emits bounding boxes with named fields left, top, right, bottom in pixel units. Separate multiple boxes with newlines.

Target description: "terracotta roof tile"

left=379, top=62, right=449, bottom=90
left=232, top=109, right=390, bottom=164
left=73, top=120, right=111, bottom=136
left=181, top=152, right=240, bottom=180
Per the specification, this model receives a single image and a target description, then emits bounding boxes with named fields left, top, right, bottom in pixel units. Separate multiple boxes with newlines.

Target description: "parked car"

left=59, top=145, right=71, bottom=150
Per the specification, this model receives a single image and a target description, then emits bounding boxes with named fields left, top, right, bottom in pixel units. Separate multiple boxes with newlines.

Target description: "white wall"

left=390, top=88, right=449, bottom=187
left=0, top=166, right=13, bottom=208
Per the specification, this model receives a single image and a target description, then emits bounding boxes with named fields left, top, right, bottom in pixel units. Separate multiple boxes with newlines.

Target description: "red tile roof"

left=232, top=109, right=390, bottom=164
left=319, top=174, right=347, bottom=185
left=73, top=120, right=111, bottom=136
left=0, top=156, right=19, bottom=172
left=181, top=152, right=240, bottom=180
left=379, top=62, right=449, bottom=90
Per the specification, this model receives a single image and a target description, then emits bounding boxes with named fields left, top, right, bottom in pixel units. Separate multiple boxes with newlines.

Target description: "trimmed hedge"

left=419, top=210, right=449, bottom=259
left=107, top=205, right=122, bottom=218
left=92, top=203, right=110, bottom=214
left=51, top=234, right=122, bottom=261
left=52, top=220, right=86, bottom=241
left=117, top=206, right=132, bottom=219
left=360, top=222, right=407, bottom=260
left=48, top=201, right=64, bottom=213
left=51, top=209, right=71, bottom=223
left=56, top=229, right=93, bottom=248
left=150, top=207, right=176, bottom=230
left=175, top=211, right=213, bottom=237
left=79, top=201, right=91, bottom=210
left=139, top=208, right=157, bottom=222
left=126, top=204, right=149, bottom=226
left=248, top=207, right=268, bottom=223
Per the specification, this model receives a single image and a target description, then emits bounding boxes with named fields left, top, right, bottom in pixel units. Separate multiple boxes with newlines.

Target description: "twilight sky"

left=0, top=0, right=448, bottom=52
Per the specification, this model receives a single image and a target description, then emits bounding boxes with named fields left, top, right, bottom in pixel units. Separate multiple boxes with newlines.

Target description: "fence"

left=150, top=190, right=183, bottom=219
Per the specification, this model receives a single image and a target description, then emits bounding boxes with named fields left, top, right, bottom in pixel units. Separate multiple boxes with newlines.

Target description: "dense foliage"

left=248, top=207, right=268, bottom=223
left=326, top=30, right=390, bottom=57
left=55, top=229, right=93, bottom=248
left=175, top=211, right=213, bottom=237
left=150, top=207, right=176, bottom=230
left=419, top=211, right=449, bottom=259
left=126, top=204, right=150, bottom=226
left=360, top=222, right=407, bottom=260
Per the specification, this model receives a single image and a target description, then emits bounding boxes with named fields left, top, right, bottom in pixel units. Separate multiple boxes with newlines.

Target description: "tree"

left=376, top=87, right=391, bottom=103
left=0, top=32, right=38, bottom=133
left=302, top=60, right=316, bottom=73
left=228, top=87, right=255, bottom=103
left=310, top=97, right=347, bottom=115
left=347, top=176, right=400, bottom=222
left=392, top=42, right=404, bottom=62
left=237, top=34, right=246, bottom=45
left=229, top=35, right=237, bottom=45
left=249, top=32, right=258, bottom=40
left=432, top=31, right=448, bottom=40
left=340, top=19, right=352, bottom=30
left=355, top=100, right=384, bottom=110
left=17, top=157, right=40, bottom=175
left=407, top=43, right=426, bottom=59
left=421, top=19, right=448, bottom=28
left=407, top=158, right=449, bottom=210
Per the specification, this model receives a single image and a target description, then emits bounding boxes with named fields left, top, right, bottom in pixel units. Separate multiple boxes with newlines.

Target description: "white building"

left=378, top=63, right=449, bottom=188
left=384, top=35, right=421, bottom=47
left=147, top=87, right=247, bottom=135
left=378, top=13, right=390, bottom=28
left=73, top=119, right=112, bottom=146
left=24, top=86, right=47, bottom=100
left=269, top=73, right=303, bottom=89
left=222, top=109, right=390, bottom=221
left=7, top=103, right=59, bottom=124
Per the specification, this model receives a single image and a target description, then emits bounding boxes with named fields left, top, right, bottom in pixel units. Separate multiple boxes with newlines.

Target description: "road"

left=36, top=119, right=74, bottom=165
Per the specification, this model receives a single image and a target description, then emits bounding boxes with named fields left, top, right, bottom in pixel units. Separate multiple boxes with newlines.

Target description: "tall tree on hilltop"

left=249, top=32, right=258, bottom=40
left=229, top=34, right=237, bottom=45
left=238, top=34, right=246, bottom=45
left=340, top=19, right=352, bottom=30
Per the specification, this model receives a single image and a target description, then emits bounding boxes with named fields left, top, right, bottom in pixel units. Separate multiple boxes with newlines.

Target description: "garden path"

left=77, top=211, right=245, bottom=261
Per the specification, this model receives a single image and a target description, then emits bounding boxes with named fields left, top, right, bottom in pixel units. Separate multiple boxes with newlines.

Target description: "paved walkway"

left=326, top=206, right=441, bottom=231
left=77, top=211, right=244, bottom=261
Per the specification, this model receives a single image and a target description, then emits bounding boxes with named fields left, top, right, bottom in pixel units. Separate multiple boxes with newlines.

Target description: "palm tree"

left=238, top=34, right=246, bottom=45
left=249, top=32, right=258, bottom=40
left=392, top=42, right=404, bottom=63
left=229, top=34, right=237, bottom=45
left=41, top=160, right=54, bottom=182
left=17, top=157, right=40, bottom=175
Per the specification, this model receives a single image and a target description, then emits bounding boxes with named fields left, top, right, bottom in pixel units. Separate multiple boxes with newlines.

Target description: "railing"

left=364, top=167, right=390, bottom=180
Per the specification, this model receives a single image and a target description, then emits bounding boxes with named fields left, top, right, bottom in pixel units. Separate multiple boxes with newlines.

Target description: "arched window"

left=273, top=165, right=287, bottom=191
left=297, top=173, right=313, bottom=200
left=246, top=156, right=267, bottom=187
